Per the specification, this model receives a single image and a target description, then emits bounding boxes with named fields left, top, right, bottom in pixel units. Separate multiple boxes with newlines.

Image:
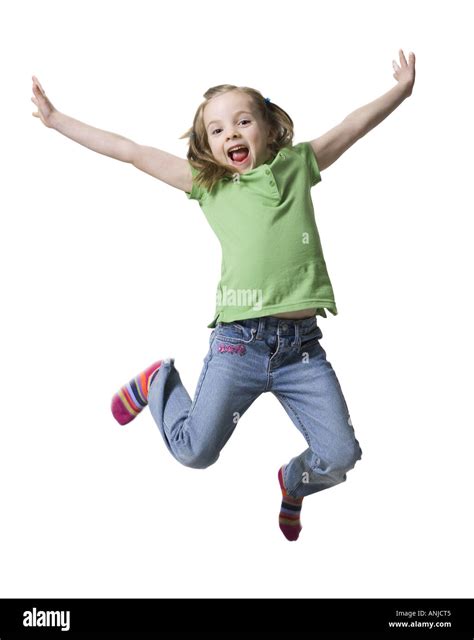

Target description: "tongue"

left=232, top=149, right=248, bottom=162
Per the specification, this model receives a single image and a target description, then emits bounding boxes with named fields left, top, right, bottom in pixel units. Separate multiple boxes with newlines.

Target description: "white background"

left=1, top=0, right=473, bottom=598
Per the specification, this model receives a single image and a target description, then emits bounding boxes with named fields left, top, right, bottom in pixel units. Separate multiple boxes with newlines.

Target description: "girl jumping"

left=31, top=49, right=416, bottom=541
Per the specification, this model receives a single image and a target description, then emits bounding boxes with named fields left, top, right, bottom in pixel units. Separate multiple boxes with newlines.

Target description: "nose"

left=226, top=128, right=240, bottom=141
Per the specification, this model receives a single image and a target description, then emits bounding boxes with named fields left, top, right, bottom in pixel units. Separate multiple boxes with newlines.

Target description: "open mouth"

left=227, top=145, right=250, bottom=165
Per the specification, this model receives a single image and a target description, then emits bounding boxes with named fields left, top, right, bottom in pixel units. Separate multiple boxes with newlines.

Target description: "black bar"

left=0, top=598, right=473, bottom=637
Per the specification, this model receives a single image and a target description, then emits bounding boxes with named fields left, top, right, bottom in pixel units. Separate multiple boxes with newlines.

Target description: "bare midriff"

left=272, top=307, right=317, bottom=320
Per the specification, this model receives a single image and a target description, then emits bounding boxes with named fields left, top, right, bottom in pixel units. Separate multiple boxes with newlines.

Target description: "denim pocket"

left=216, top=322, right=256, bottom=344
left=299, top=324, right=323, bottom=351
left=209, top=328, right=217, bottom=346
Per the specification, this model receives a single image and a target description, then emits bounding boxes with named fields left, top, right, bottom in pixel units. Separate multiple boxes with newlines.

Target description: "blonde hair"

left=179, top=84, right=294, bottom=193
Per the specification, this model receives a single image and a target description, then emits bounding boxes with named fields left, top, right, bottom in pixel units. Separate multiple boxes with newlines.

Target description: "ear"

left=266, top=123, right=275, bottom=144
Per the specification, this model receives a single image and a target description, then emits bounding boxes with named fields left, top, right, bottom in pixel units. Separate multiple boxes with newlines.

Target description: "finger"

left=32, top=83, right=45, bottom=98
left=392, top=60, right=400, bottom=71
left=33, top=77, right=46, bottom=96
left=399, top=49, right=407, bottom=66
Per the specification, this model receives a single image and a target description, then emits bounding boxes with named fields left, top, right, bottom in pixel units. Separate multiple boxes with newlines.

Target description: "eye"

left=210, top=119, right=251, bottom=136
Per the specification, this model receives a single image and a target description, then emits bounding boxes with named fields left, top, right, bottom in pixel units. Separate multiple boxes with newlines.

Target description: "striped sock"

left=278, top=465, right=304, bottom=541
left=111, top=361, right=162, bottom=425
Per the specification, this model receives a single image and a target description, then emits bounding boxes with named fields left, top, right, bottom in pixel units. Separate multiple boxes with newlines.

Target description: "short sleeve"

left=185, top=164, right=208, bottom=204
left=292, top=141, right=322, bottom=187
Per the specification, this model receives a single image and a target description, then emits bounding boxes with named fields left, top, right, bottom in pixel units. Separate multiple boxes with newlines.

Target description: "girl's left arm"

left=310, top=49, right=416, bottom=172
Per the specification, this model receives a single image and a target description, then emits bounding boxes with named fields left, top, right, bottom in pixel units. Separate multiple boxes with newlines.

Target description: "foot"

left=278, top=465, right=304, bottom=541
left=111, top=361, right=162, bottom=425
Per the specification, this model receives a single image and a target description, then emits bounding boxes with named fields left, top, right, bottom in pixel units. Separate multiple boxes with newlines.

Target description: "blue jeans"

left=148, top=315, right=362, bottom=498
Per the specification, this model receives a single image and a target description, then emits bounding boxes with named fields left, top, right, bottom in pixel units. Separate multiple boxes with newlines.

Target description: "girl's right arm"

left=31, top=76, right=192, bottom=193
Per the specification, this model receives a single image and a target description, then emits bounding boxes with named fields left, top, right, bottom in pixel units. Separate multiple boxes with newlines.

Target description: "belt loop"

left=256, top=317, right=265, bottom=340
left=294, top=322, right=301, bottom=352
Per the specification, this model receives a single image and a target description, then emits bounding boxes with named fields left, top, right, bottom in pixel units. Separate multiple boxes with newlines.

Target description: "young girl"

left=31, top=50, right=415, bottom=541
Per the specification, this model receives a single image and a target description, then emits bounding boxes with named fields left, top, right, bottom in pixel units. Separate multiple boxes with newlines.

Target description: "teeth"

left=228, top=145, right=247, bottom=153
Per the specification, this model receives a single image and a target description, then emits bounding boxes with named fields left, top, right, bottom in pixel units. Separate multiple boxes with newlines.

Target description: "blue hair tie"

left=264, top=97, right=271, bottom=105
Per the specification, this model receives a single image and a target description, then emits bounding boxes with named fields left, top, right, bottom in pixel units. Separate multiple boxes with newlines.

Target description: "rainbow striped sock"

left=278, top=465, right=304, bottom=541
left=111, top=361, right=162, bottom=425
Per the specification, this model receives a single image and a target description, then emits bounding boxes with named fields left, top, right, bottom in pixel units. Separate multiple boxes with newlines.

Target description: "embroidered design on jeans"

left=217, top=342, right=246, bottom=356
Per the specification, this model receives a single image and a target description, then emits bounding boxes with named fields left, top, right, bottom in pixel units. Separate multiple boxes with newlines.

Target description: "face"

left=203, top=90, right=273, bottom=173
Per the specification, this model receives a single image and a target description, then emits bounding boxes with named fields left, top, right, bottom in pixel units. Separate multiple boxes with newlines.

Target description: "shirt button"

left=265, top=169, right=270, bottom=175
left=279, top=152, right=286, bottom=159
left=269, top=180, right=275, bottom=186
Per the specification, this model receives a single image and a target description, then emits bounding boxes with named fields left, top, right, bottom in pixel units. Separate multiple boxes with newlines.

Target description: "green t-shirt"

left=186, top=141, right=338, bottom=328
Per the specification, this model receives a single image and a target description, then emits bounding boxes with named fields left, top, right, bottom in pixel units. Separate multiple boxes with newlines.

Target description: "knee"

left=176, top=445, right=220, bottom=470
left=336, top=440, right=363, bottom=471
left=320, top=440, right=362, bottom=473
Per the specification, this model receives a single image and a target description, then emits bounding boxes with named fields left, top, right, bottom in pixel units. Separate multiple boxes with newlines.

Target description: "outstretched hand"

left=392, top=49, right=416, bottom=96
left=31, top=75, right=57, bottom=128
